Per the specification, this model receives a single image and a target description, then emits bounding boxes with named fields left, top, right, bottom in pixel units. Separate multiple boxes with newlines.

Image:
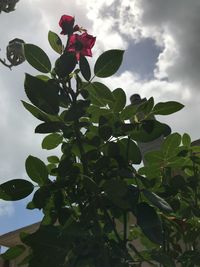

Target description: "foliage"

left=0, top=14, right=200, bottom=267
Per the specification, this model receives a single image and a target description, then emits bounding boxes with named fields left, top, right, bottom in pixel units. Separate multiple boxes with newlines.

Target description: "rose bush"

left=0, top=14, right=200, bottom=267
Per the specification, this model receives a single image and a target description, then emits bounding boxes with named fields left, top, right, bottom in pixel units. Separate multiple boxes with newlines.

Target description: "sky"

left=0, top=0, right=200, bottom=236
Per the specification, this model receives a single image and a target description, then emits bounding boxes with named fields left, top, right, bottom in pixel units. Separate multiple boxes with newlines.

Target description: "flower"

left=59, top=15, right=75, bottom=35
left=67, top=32, right=96, bottom=60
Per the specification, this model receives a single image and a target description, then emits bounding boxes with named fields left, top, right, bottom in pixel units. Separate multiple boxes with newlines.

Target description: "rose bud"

left=59, top=15, right=75, bottom=35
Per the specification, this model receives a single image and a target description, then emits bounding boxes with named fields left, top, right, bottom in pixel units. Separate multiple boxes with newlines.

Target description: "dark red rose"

left=67, top=32, right=96, bottom=60
left=59, top=15, right=75, bottom=35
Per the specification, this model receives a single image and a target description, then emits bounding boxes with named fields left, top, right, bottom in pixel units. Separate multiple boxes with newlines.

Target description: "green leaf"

left=143, top=189, right=173, bottom=213
left=55, top=53, right=77, bottom=78
left=94, top=49, right=124, bottom=77
left=91, top=82, right=115, bottom=104
left=109, top=88, right=126, bottom=112
left=136, top=202, right=163, bottom=245
left=24, top=44, right=51, bottom=73
left=182, top=133, right=191, bottom=147
left=131, top=120, right=171, bottom=142
left=48, top=31, right=63, bottom=54
left=79, top=56, right=91, bottom=81
left=144, top=150, right=164, bottom=164
left=99, top=125, right=113, bottom=140
left=84, top=83, right=106, bottom=106
left=137, top=97, right=154, bottom=115
left=153, top=101, right=184, bottom=115
left=47, top=156, right=59, bottom=164
left=24, top=74, right=60, bottom=115
left=36, top=75, right=50, bottom=81
left=120, top=105, right=137, bottom=120
left=119, top=138, right=142, bottom=164
left=161, top=133, right=181, bottom=158
left=22, top=101, right=51, bottom=122
left=42, top=133, right=63, bottom=150
left=103, top=179, right=127, bottom=197
left=35, top=122, right=63, bottom=133
left=1, top=245, right=26, bottom=260
left=0, top=179, right=34, bottom=201
left=25, top=156, right=49, bottom=185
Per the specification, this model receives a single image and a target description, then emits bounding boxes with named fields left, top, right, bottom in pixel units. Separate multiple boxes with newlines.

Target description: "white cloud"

left=0, top=0, right=200, bottom=185
left=0, top=201, right=14, bottom=217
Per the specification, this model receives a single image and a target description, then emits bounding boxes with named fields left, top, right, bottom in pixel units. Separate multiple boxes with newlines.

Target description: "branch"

left=0, top=58, right=12, bottom=69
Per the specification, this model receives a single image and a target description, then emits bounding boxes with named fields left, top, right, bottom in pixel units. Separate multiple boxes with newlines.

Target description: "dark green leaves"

left=22, top=101, right=51, bottom=122
left=24, top=74, right=59, bottom=115
left=42, top=133, right=63, bottom=150
left=110, top=88, right=126, bottom=112
left=25, top=156, right=49, bottom=185
left=136, top=202, right=163, bottom=244
left=0, top=179, right=34, bottom=201
left=153, top=101, right=184, bottom=115
left=24, top=44, right=51, bottom=73
left=35, top=122, right=63, bottom=133
left=143, top=189, right=173, bottom=213
left=55, top=53, right=77, bottom=78
left=94, top=49, right=124, bottom=77
left=48, top=31, right=63, bottom=54
left=91, top=82, right=114, bottom=104
left=119, top=138, right=142, bottom=164
left=79, top=56, right=91, bottom=81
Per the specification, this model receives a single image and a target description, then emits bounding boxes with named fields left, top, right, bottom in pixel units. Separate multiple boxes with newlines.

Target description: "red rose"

left=59, top=15, right=75, bottom=35
left=67, top=32, right=96, bottom=60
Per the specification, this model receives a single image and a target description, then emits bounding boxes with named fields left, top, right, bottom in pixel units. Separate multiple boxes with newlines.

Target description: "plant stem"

left=0, top=58, right=12, bottom=69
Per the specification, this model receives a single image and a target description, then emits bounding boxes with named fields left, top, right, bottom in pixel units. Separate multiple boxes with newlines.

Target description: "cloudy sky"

left=0, top=0, right=200, bottom=236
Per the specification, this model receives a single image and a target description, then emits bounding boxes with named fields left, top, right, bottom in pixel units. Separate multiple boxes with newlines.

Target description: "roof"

left=0, top=222, right=40, bottom=247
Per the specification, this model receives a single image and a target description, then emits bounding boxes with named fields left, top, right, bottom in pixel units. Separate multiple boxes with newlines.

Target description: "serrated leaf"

left=143, top=189, right=173, bottom=213
left=79, top=56, right=91, bottom=81
left=153, top=101, right=184, bottom=115
left=24, top=74, right=59, bottom=115
left=24, top=44, right=51, bottom=73
left=25, top=156, right=49, bottom=185
left=0, top=179, right=34, bottom=201
left=94, top=49, right=124, bottom=77
left=42, top=133, right=63, bottom=150
left=136, top=202, right=163, bottom=245
left=48, top=31, right=63, bottom=54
